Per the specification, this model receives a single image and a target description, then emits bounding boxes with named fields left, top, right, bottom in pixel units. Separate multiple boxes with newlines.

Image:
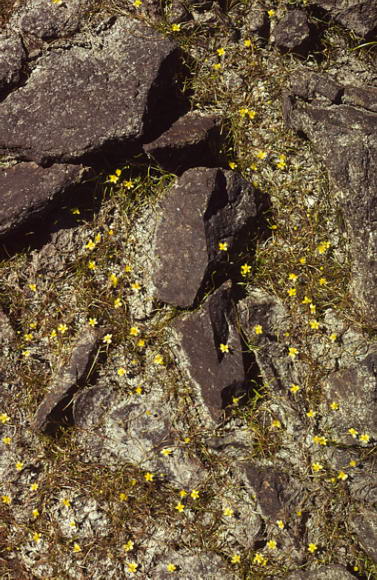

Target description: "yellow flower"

left=309, top=320, right=320, bottom=330
left=88, top=317, right=97, bottom=327
left=32, top=509, right=40, bottom=518
left=85, top=240, right=96, bottom=250
left=319, top=277, right=327, bottom=286
left=61, top=498, right=71, bottom=507
left=349, top=460, right=357, bottom=468
left=217, top=47, right=225, bottom=56
left=0, top=413, right=10, bottom=424
left=179, top=490, right=187, bottom=498
left=133, top=0, right=142, bottom=6
left=160, top=448, right=173, bottom=456
left=267, top=9, right=275, bottom=17
left=218, top=242, right=228, bottom=251
left=309, top=304, right=316, bottom=314
left=108, top=169, right=121, bottom=183
left=212, top=63, right=222, bottom=71
left=267, top=539, right=277, bottom=549
left=131, top=282, right=141, bottom=291
left=306, top=409, right=316, bottom=418
left=231, top=554, right=241, bottom=563
left=287, top=288, right=296, bottom=297
left=2, top=437, right=11, bottom=445
left=124, top=180, right=134, bottom=189
left=312, top=435, right=327, bottom=445
left=124, top=265, right=133, bottom=273
left=329, top=333, right=337, bottom=342
left=276, top=520, right=284, bottom=529
left=134, top=386, right=143, bottom=395
left=330, top=401, right=339, bottom=410
left=244, top=39, right=252, bottom=47
left=103, top=334, right=112, bottom=345
left=22, top=350, right=31, bottom=357
left=123, top=540, right=134, bottom=551
left=171, top=23, right=181, bottom=31
left=253, top=552, right=268, bottom=566
left=254, top=325, right=263, bottom=335
left=308, top=543, right=318, bottom=553
left=114, top=298, right=122, bottom=309
left=28, top=283, right=37, bottom=292
left=129, top=327, right=140, bottom=336
left=153, top=354, right=164, bottom=365
left=317, top=241, right=330, bottom=254
left=312, top=463, right=323, bottom=472
left=88, top=260, right=96, bottom=270
left=117, top=367, right=126, bottom=376
left=175, top=502, right=185, bottom=512
left=69, top=520, right=76, bottom=528
left=288, top=347, right=298, bottom=359
left=348, top=428, right=358, bottom=438
left=73, top=543, right=81, bottom=553
left=71, top=207, right=80, bottom=215
left=289, top=384, right=300, bottom=393
left=271, top=419, right=281, bottom=428
left=137, top=338, right=145, bottom=347
left=219, top=343, right=229, bottom=353
left=50, top=329, right=57, bottom=338
left=110, top=274, right=119, bottom=288
left=337, top=471, right=348, bottom=481
left=223, top=507, right=234, bottom=517
left=119, top=493, right=128, bottom=501
left=228, top=161, right=237, bottom=169
left=288, top=273, right=298, bottom=281
left=359, top=433, right=370, bottom=443
left=302, top=296, right=312, bottom=304
left=299, top=257, right=306, bottom=265
left=24, top=333, right=33, bottom=342
left=144, top=472, right=154, bottom=482
left=241, top=263, right=251, bottom=276
left=57, top=323, right=68, bottom=334
left=2, top=495, right=11, bottom=504
left=127, top=562, right=138, bottom=574
left=255, top=150, right=267, bottom=160
left=33, top=532, right=41, bottom=543
left=190, top=489, right=200, bottom=500
left=30, top=483, right=39, bottom=491
left=166, top=563, right=177, bottom=572
left=15, top=461, right=24, bottom=471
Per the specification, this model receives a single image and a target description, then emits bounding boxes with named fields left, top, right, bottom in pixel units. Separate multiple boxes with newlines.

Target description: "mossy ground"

left=1, top=0, right=377, bottom=578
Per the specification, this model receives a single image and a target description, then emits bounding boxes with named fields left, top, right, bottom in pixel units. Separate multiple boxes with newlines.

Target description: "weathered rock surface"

left=0, top=307, right=15, bottom=344
left=283, top=72, right=377, bottom=325
left=0, top=32, right=25, bottom=94
left=245, top=465, right=295, bottom=519
left=244, top=1, right=269, bottom=37
left=0, top=162, right=88, bottom=239
left=311, top=0, right=377, bottom=37
left=350, top=507, right=377, bottom=563
left=143, top=112, right=226, bottom=174
left=150, top=550, right=236, bottom=579
left=0, top=18, right=182, bottom=164
left=173, top=283, right=246, bottom=420
left=288, top=564, right=356, bottom=580
left=33, top=328, right=105, bottom=433
left=272, top=10, right=312, bottom=54
left=153, top=167, right=268, bottom=308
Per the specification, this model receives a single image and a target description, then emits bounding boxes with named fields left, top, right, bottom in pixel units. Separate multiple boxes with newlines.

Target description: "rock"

left=153, top=167, right=268, bottom=308
left=272, top=10, right=312, bottom=54
left=150, top=550, right=236, bottom=579
left=320, top=351, right=377, bottom=443
left=10, top=0, right=91, bottom=40
left=0, top=162, right=88, bottom=240
left=0, top=307, right=15, bottom=344
left=311, top=0, right=377, bottom=38
left=350, top=507, right=377, bottom=563
left=33, top=328, right=105, bottom=433
left=244, top=2, right=269, bottom=37
left=0, top=18, right=183, bottom=164
left=173, top=283, right=246, bottom=420
left=0, top=32, right=26, bottom=95
left=245, top=465, right=294, bottom=519
left=283, top=72, right=377, bottom=325
left=143, top=112, right=226, bottom=175
left=287, top=564, right=356, bottom=579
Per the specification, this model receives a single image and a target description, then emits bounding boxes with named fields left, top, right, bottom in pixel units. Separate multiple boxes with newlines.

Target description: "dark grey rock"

left=0, top=18, right=182, bottom=164
left=0, top=162, right=88, bottom=239
left=0, top=33, right=26, bottom=93
left=143, top=112, right=226, bottom=174
left=245, top=2, right=268, bottom=36
left=350, top=507, right=377, bottom=563
left=311, top=0, right=377, bottom=38
left=173, top=283, right=246, bottom=420
left=245, top=465, right=293, bottom=519
left=283, top=72, right=377, bottom=325
left=153, top=167, right=268, bottom=308
left=273, top=10, right=312, bottom=54
left=0, top=308, right=15, bottom=344
left=288, top=564, right=356, bottom=579
left=33, top=328, right=105, bottom=433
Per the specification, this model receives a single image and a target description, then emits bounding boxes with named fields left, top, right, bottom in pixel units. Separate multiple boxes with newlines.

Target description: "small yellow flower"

left=287, top=288, right=296, bottom=297
left=308, top=543, right=318, bottom=553
left=160, top=448, right=173, bottom=456
left=254, top=325, right=263, bottom=335
left=231, top=554, right=241, bottom=563
left=166, top=563, right=177, bottom=572
left=223, top=507, right=234, bottom=517
left=309, top=320, right=320, bottom=330
left=88, top=260, right=96, bottom=270
left=117, top=367, right=126, bottom=376
left=289, top=384, right=300, bottom=393
left=131, top=282, right=141, bottom=291
left=330, top=401, right=339, bottom=410
left=61, top=498, right=71, bottom=507
left=33, top=532, right=41, bottom=543
left=129, top=327, right=140, bottom=336
left=58, top=323, right=68, bottom=334
left=30, top=483, right=39, bottom=491
left=171, top=23, right=181, bottom=31
left=218, top=242, right=228, bottom=251
left=348, top=428, right=358, bottom=438
left=119, top=493, right=128, bottom=501
left=24, top=333, right=33, bottom=342
left=219, top=343, right=229, bottom=353
left=175, top=502, right=185, bottom=512
left=71, top=207, right=80, bottom=215
left=123, top=540, right=134, bottom=551
left=349, top=460, right=357, bottom=468
left=228, top=161, right=237, bottom=169
left=109, top=274, right=119, bottom=288
left=212, top=63, right=222, bottom=71
left=299, top=257, right=306, bottom=265
left=271, top=419, right=281, bottom=428
left=134, top=386, right=143, bottom=395
left=2, top=495, right=11, bottom=505
left=0, top=413, right=10, bottom=424
left=288, top=273, right=298, bottom=281
left=253, top=552, right=268, bottom=566
left=2, top=437, right=11, bottom=445
left=183, top=436, right=191, bottom=444
left=137, top=338, right=145, bottom=347
left=73, top=543, right=81, bottom=553
left=179, top=490, right=187, bottom=498
left=255, top=150, right=267, bottom=160
left=190, top=489, right=200, bottom=500
left=153, top=354, right=164, bottom=365
left=32, top=508, right=40, bottom=518
left=85, top=240, right=96, bottom=250
left=144, top=472, right=154, bottom=482
left=317, top=241, right=330, bottom=254
left=124, top=265, right=133, bottom=273
left=15, top=461, right=24, bottom=471
left=337, top=471, right=348, bottom=481
left=288, top=347, right=298, bottom=359
left=267, top=9, right=276, bottom=17
left=329, top=333, right=337, bottom=342
left=244, top=39, right=252, bottom=47
left=127, top=562, right=138, bottom=574
left=309, top=304, right=316, bottom=314
left=217, top=47, right=225, bottom=56
left=103, top=334, right=112, bottom=345
left=276, top=520, right=284, bottom=529
left=22, top=350, right=31, bottom=357
left=28, top=283, right=37, bottom=292
left=50, top=329, right=57, bottom=338
left=267, top=539, right=277, bottom=549
left=306, top=409, right=316, bottom=418
left=241, top=263, right=251, bottom=276
left=359, top=433, right=370, bottom=443
left=114, top=298, right=122, bottom=309
left=319, top=277, right=327, bottom=286
left=302, top=296, right=312, bottom=304
left=88, top=317, right=97, bottom=327
left=312, top=463, right=323, bottom=472
left=133, top=0, right=142, bottom=6
left=69, top=520, right=76, bottom=528
left=108, top=170, right=121, bottom=183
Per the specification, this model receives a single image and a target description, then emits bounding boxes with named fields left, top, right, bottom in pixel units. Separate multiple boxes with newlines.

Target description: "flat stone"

left=173, top=283, right=246, bottom=420
left=350, top=507, right=377, bottom=563
left=0, top=32, right=26, bottom=94
left=287, top=564, right=356, bottom=580
left=273, top=10, right=312, bottom=54
left=311, top=0, right=377, bottom=37
left=0, top=308, right=15, bottom=344
left=245, top=465, right=292, bottom=519
left=153, top=167, right=268, bottom=308
left=143, top=112, right=226, bottom=175
left=283, top=72, right=377, bottom=324
left=33, top=328, right=105, bottom=433
left=0, top=162, right=88, bottom=239
left=0, top=18, right=181, bottom=164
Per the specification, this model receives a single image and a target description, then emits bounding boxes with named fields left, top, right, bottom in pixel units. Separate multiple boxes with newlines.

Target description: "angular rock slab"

left=0, top=162, right=87, bottom=239
left=350, top=507, right=377, bottom=563
left=0, top=33, right=26, bottom=94
left=143, top=112, right=226, bottom=174
left=272, top=10, right=312, bottom=54
left=245, top=465, right=295, bottom=520
left=173, top=283, right=246, bottom=420
left=153, top=167, right=267, bottom=308
left=0, top=18, right=180, bottom=164
left=288, top=565, right=356, bottom=580
left=311, top=0, right=377, bottom=37
left=283, top=72, right=377, bottom=325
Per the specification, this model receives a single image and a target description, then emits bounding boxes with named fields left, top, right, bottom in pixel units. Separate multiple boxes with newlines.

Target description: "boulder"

left=311, top=0, right=377, bottom=38
left=350, top=507, right=377, bottom=563
left=0, top=18, right=183, bottom=164
left=0, top=32, right=26, bottom=95
left=143, top=112, right=226, bottom=174
left=245, top=465, right=293, bottom=519
left=283, top=72, right=377, bottom=325
left=173, top=283, right=247, bottom=420
left=0, top=162, right=88, bottom=240
left=153, top=167, right=268, bottom=308
left=272, top=10, right=312, bottom=54
left=287, top=565, right=356, bottom=580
